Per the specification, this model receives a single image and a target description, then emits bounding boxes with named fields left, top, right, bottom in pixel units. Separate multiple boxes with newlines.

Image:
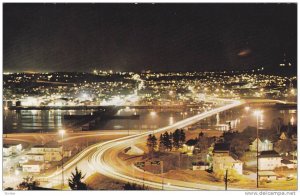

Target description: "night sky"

left=3, top=3, right=297, bottom=72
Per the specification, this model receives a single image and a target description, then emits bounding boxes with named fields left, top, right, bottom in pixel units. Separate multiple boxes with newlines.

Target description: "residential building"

left=279, top=132, right=288, bottom=140
left=258, top=171, right=277, bottom=181
left=212, top=155, right=243, bottom=175
left=24, top=153, right=45, bottom=162
left=258, top=150, right=282, bottom=170
left=22, top=161, right=45, bottom=173
left=281, top=159, right=297, bottom=169
left=213, top=143, right=230, bottom=156
left=182, top=139, right=198, bottom=155
left=31, top=141, right=62, bottom=154
left=3, top=145, right=12, bottom=157
left=249, top=138, right=273, bottom=152
left=192, top=162, right=209, bottom=171
left=3, top=144, right=22, bottom=156
left=27, top=141, right=71, bottom=162
left=212, top=143, right=243, bottom=175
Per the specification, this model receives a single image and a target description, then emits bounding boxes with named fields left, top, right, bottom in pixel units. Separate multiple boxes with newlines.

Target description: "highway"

left=87, top=99, right=244, bottom=190
left=36, top=99, right=243, bottom=190
left=4, top=130, right=138, bottom=189
left=43, top=98, right=294, bottom=190
left=40, top=98, right=293, bottom=190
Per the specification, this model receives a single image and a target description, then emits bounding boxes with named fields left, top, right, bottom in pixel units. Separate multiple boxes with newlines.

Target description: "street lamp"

left=244, top=106, right=250, bottom=112
left=253, top=110, right=263, bottom=189
left=59, top=129, right=65, bottom=190
left=150, top=111, right=157, bottom=134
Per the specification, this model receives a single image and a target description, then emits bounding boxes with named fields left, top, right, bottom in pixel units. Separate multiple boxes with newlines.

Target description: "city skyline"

left=2, top=2, right=298, bottom=192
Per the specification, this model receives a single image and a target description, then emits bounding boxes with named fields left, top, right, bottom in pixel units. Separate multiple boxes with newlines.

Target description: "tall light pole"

left=253, top=110, right=262, bottom=189
left=161, top=161, right=164, bottom=190
left=150, top=111, right=157, bottom=134
left=59, top=129, right=65, bottom=190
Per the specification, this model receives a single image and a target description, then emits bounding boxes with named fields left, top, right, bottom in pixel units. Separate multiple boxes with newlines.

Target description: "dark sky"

left=3, top=3, right=297, bottom=72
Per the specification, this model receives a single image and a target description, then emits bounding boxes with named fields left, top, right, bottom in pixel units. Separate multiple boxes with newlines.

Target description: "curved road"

left=87, top=99, right=244, bottom=190
left=44, top=99, right=289, bottom=190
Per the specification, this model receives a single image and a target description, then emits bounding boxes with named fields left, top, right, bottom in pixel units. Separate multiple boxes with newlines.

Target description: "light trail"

left=43, top=99, right=288, bottom=190
left=87, top=99, right=244, bottom=190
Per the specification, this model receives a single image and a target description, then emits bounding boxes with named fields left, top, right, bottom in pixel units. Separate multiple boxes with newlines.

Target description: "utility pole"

left=127, top=120, right=130, bottom=136
left=179, top=152, right=181, bottom=168
left=225, top=169, right=228, bottom=190
left=143, top=168, right=145, bottom=189
left=59, top=130, right=65, bottom=190
left=254, top=110, right=262, bottom=189
left=256, top=114, right=259, bottom=189
left=161, top=161, right=164, bottom=190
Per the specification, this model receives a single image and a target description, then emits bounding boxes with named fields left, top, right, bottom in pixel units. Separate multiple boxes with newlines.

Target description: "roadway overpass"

left=40, top=98, right=295, bottom=190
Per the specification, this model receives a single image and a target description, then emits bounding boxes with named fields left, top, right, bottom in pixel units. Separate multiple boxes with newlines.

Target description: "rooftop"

left=258, top=150, right=281, bottom=158
left=213, top=143, right=230, bottom=152
left=258, top=171, right=277, bottom=176
left=3, top=143, right=21, bottom=148
left=32, top=141, right=61, bottom=148
left=186, top=139, right=197, bottom=146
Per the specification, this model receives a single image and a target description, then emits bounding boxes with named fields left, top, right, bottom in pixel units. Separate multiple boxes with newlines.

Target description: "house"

left=212, top=142, right=243, bottom=175
left=24, top=153, right=45, bottom=162
left=182, top=139, right=198, bottom=155
left=212, top=155, right=243, bottom=175
left=22, top=161, right=45, bottom=173
left=3, top=144, right=22, bottom=156
left=192, top=161, right=209, bottom=171
left=44, top=151, right=63, bottom=162
left=213, top=143, right=230, bottom=156
left=249, top=138, right=273, bottom=152
left=31, top=141, right=62, bottom=154
left=28, top=141, right=71, bottom=162
left=281, top=159, right=297, bottom=169
left=258, top=150, right=282, bottom=170
left=279, top=132, right=288, bottom=140
left=258, top=171, right=277, bottom=181
left=3, top=144, right=12, bottom=157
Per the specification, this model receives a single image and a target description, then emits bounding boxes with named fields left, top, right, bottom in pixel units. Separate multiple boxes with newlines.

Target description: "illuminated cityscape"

left=2, top=2, right=297, bottom=192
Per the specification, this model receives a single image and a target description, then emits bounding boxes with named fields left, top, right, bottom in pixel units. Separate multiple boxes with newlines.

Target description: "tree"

left=196, top=135, right=210, bottom=153
left=123, top=182, right=146, bottom=190
left=222, top=130, right=239, bottom=143
left=275, top=139, right=296, bottom=155
left=17, top=176, right=39, bottom=190
left=158, top=134, right=166, bottom=152
left=199, top=131, right=204, bottom=137
left=230, top=137, right=249, bottom=157
left=179, top=129, right=186, bottom=147
left=271, top=117, right=284, bottom=135
left=242, top=126, right=256, bottom=139
left=214, top=169, right=241, bottom=183
left=162, top=131, right=172, bottom=151
left=172, top=129, right=181, bottom=149
left=68, top=167, right=88, bottom=190
left=146, top=134, right=157, bottom=154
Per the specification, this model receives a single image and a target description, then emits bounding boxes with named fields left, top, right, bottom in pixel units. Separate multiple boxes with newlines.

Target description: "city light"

left=290, top=116, right=295, bottom=125
left=253, top=110, right=263, bottom=117
left=150, top=111, right=157, bottom=116
left=169, top=116, right=174, bottom=125
left=59, top=129, right=65, bottom=136
left=2, top=3, right=297, bottom=191
left=244, top=106, right=250, bottom=111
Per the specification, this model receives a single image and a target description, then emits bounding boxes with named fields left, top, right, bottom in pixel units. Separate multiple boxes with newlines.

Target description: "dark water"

left=3, top=108, right=197, bottom=133
left=194, top=106, right=297, bottom=132
left=3, top=106, right=297, bottom=133
left=3, top=109, right=94, bottom=133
